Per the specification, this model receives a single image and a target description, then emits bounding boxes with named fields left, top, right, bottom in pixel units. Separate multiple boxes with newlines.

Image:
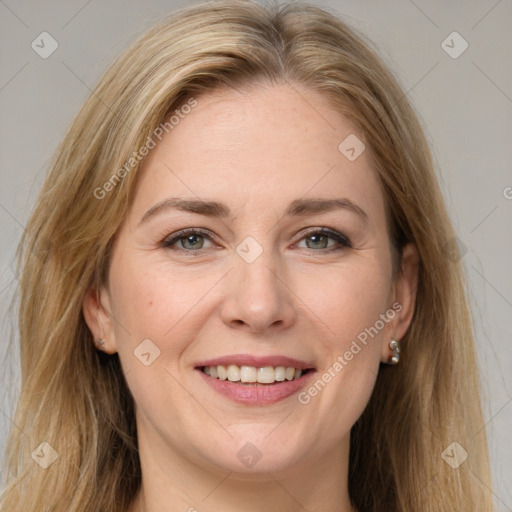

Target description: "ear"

left=381, top=243, right=419, bottom=362
left=82, top=285, right=118, bottom=354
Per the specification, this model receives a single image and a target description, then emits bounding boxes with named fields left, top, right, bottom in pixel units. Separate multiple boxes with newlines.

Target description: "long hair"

left=1, top=1, right=494, bottom=510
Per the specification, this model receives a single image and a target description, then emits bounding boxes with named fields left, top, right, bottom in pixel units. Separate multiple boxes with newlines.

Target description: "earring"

left=95, top=338, right=105, bottom=347
left=387, top=339, right=400, bottom=364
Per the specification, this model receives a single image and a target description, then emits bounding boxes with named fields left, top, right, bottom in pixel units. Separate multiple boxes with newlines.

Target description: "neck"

left=128, top=426, right=355, bottom=512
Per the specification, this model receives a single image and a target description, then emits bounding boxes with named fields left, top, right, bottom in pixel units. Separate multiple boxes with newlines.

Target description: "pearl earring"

left=388, top=339, right=400, bottom=364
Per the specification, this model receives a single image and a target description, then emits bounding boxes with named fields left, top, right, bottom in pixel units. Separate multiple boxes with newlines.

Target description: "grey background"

left=0, top=0, right=510, bottom=508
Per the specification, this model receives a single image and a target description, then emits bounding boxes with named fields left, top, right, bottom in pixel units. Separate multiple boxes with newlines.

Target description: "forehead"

left=132, top=83, right=385, bottom=222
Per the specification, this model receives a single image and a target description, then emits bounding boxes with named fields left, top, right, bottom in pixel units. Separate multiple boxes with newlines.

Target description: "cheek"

left=107, top=259, right=219, bottom=425
left=108, top=255, right=223, bottom=361
left=298, top=258, right=392, bottom=353
left=292, top=258, right=391, bottom=437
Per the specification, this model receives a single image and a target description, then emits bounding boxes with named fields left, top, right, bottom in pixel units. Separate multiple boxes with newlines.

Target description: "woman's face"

left=84, top=83, right=416, bottom=478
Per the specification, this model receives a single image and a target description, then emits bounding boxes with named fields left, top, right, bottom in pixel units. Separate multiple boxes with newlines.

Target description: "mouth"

left=194, top=355, right=316, bottom=405
left=198, top=364, right=314, bottom=386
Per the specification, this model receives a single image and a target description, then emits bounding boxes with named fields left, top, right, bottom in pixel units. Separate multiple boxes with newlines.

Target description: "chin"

left=194, top=433, right=309, bottom=476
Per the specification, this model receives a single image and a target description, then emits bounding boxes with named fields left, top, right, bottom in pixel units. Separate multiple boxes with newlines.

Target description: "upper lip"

left=195, top=354, right=315, bottom=370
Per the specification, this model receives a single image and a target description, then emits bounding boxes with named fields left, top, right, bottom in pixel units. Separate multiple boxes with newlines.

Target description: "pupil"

left=185, top=235, right=202, bottom=249
left=308, top=234, right=327, bottom=248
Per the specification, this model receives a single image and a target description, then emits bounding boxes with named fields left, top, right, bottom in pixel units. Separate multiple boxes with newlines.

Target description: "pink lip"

left=195, top=354, right=314, bottom=370
left=195, top=354, right=316, bottom=406
left=196, top=369, right=316, bottom=405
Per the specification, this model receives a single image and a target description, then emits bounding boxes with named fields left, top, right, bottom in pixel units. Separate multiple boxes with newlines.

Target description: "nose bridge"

left=234, top=234, right=283, bottom=305
left=236, top=240, right=278, bottom=295
left=219, top=234, right=296, bottom=332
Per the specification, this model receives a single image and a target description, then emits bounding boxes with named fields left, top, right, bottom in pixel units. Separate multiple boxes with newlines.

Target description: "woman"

left=1, top=1, right=494, bottom=511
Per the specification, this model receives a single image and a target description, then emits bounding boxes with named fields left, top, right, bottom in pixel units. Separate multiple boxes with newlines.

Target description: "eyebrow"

left=138, top=196, right=368, bottom=226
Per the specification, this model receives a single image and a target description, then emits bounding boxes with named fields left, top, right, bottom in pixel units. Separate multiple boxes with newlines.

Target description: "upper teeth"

left=203, top=365, right=303, bottom=383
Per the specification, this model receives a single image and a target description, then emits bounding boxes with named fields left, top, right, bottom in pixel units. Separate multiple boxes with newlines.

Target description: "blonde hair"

left=1, top=1, right=494, bottom=510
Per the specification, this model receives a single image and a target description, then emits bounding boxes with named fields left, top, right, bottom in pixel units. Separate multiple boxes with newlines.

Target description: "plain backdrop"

left=0, top=0, right=511, bottom=509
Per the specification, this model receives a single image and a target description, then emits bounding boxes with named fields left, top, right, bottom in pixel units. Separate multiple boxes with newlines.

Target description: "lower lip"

left=196, top=369, right=315, bottom=405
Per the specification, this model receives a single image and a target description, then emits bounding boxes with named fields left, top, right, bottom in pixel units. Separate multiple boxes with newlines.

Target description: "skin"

left=83, top=82, right=418, bottom=512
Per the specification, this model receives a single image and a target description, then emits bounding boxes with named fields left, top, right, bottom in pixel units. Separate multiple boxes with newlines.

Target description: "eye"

left=295, top=228, right=351, bottom=252
left=161, top=228, right=215, bottom=252
left=161, top=227, right=351, bottom=254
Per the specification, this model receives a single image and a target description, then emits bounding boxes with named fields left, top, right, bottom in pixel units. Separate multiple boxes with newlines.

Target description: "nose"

left=219, top=245, right=297, bottom=334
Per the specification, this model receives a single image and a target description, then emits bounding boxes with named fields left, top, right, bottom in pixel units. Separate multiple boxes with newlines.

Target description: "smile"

left=201, top=364, right=309, bottom=384
left=195, top=355, right=316, bottom=405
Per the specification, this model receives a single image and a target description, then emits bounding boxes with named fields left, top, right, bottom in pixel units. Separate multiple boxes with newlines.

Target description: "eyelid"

left=161, top=227, right=216, bottom=249
left=161, top=226, right=352, bottom=252
left=293, top=226, right=351, bottom=248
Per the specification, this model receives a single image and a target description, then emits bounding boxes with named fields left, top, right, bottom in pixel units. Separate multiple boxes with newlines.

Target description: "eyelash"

left=160, top=227, right=352, bottom=255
